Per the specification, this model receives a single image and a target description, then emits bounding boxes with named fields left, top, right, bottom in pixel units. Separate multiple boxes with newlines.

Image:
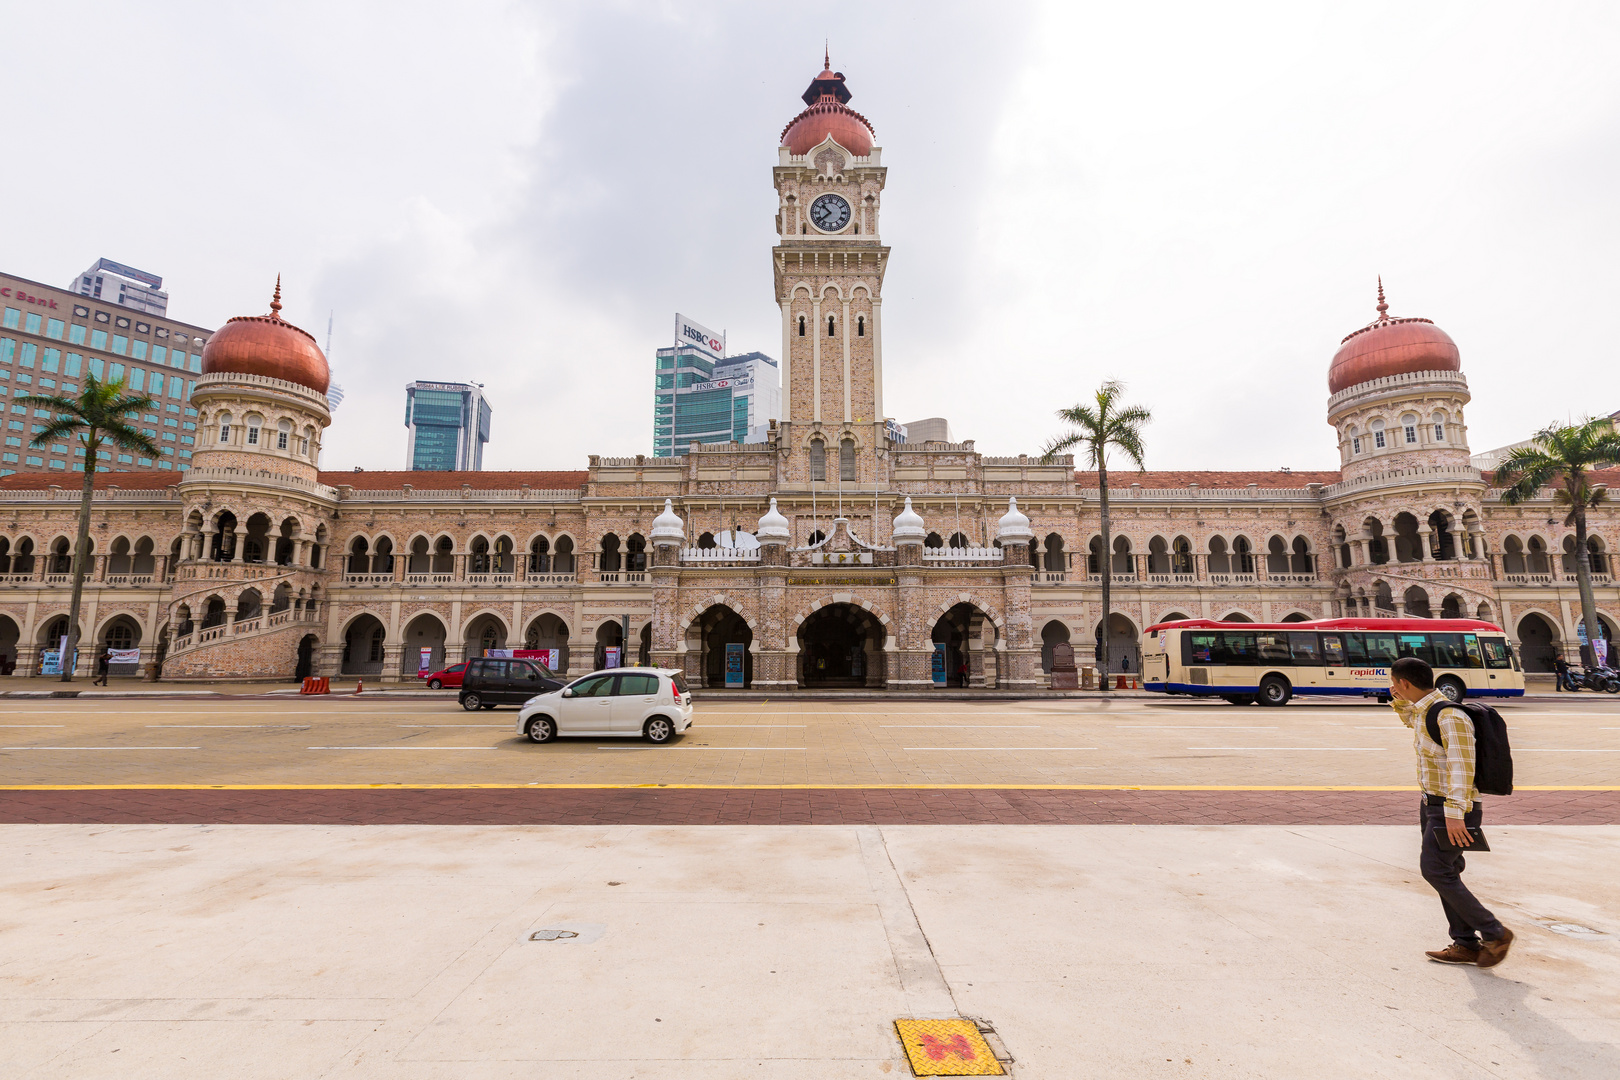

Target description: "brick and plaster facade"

left=1, top=65, right=1616, bottom=684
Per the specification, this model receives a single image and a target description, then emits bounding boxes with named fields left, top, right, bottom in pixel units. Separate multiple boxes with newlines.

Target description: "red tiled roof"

left=319, top=470, right=588, bottom=490
left=1073, top=470, right=1343, bottom=489
left=0, top=469, right=177, bottom=491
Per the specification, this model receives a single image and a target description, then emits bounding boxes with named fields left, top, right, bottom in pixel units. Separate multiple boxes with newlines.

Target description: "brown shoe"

left=1476, top=928, right=1514, bottom=969
left=1425, top=942, right=1481, bottom=965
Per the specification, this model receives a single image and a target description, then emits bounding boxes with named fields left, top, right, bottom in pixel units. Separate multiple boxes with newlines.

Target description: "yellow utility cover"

left=894, top=1018, right=1004, bottom=1076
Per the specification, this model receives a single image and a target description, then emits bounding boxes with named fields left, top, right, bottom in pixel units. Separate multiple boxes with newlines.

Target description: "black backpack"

left=1425, top=700, right=1514, bottom=797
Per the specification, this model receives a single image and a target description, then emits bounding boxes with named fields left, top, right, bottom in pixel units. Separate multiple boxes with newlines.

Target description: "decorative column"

left=1356, top=538, right=1371, bottom=566
left=231, top=530, right=246, bottom=563
left=1417, top=526, right=1434, bottom=561
left=1451, top=527, right=1467, bottom=561
left=995, top=498, right=1041, bottom=691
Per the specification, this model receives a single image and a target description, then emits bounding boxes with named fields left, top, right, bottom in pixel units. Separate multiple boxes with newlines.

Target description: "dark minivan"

left=459, top=658, right=563, bottom=710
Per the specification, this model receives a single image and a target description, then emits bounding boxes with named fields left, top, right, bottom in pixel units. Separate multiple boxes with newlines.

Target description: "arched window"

left=807, top=530, right=827, bottom=546
left=245, top=413, right=263, bottom=446
left=276, top=418, right=291, bottom=450
left=1232, top=536, right=1254, bottom=574
left=925, top=532, right=944, bottom=549
left=599, top=533, right=622, bottom=572
left=839, top=438, right=856, bottom=481
left=827, top=314, right=836, bottom=337
left=857, top=315, right=865, bottom=336
left=529, top=536, right=550, bottom=573
left=1371, top=419, right=1386, bottom=449
left=809, top=439, right=825, bottom=482
left=1431, top=410, right=1447, bottom=442
left=798, top=315, right=806, bottom=337
left=626, top=533, right=647, bottom=572
left=1402, top=413, right=1419, bottom=445
left=218, top=411, right=232, bottom=443
left=1347, top=426, right=1361, bottom=455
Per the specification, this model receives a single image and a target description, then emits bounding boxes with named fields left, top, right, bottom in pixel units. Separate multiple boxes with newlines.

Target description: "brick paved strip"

left=3, top=788, right=1619, bottom=826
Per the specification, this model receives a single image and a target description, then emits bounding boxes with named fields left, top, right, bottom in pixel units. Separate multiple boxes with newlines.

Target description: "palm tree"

left=18, top=376, right=160, bottom=681
left=1494, top=416, right=1620, bottom=667
left=1041, top=380, right=1151, bottom=675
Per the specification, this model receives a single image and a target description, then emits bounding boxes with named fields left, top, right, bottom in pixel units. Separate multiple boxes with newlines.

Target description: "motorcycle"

left=1583, top=666, right=1620, bottom=694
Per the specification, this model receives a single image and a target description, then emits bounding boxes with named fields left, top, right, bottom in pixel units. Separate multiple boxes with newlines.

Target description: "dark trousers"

left=1419, top=797, right=1504, bottom=947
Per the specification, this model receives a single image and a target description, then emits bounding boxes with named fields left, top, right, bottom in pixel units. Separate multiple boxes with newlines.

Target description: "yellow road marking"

left=2, top=783, right=1615, bottom=792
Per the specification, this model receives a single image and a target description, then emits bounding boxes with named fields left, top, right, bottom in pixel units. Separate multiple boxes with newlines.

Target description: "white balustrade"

left=682, top=547, right=762, bottom=564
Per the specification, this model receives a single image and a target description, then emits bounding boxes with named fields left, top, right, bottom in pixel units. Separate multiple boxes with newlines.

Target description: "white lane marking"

left=306, top=746, right=496, bottom=750
left=1513, top=748, right=1620, bottom=752
left=1187, top=746, right=1388, bottom=751
left=1, top=746, right=200, bottom=750
left=902, top=746, right=1098, bottom=751
left=147, top=724, right=310, bottom=729
left=699, top=724, right=807, bottom=728
left=1115, top=725, right=1278, bottom=729
left=881, top=725, right=1044, bottom=728
left=396, top=724, right=511, bottom=728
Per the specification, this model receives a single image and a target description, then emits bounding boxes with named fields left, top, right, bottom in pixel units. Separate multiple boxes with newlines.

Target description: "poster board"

left=418, top=648, right=434, bottom=676
left=931, top=643, right=947, bottom=686
left=604, top=646, right=622, bottom=669
left=724, top=642, right=745, bottom=688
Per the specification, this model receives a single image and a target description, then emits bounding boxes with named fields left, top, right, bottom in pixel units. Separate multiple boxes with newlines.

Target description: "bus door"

left=1342, top=631, right=1398, bottom=693
left=1318, top=632, right=1359, bottom=692
left=1476, top=634, right=1517, bottom=690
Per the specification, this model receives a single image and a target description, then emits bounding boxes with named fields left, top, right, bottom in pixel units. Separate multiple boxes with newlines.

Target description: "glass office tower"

left=651, top=349, right=779, bottom=457
left=404, top=381, right=491, bottom=471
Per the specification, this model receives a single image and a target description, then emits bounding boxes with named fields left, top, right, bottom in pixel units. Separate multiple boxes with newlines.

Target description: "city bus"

left=1141, top=618, right=1524, bottom=706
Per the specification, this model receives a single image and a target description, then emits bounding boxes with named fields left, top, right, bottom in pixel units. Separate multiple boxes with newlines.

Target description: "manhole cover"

left=529, top=929, right=579, bottom=941
left=1545, top=922, right=1605, bottom=937
left=894, top=1018, right=1004, bottom=1076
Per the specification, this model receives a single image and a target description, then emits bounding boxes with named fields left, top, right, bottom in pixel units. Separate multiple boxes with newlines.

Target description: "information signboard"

left=931, top=643, right=947, bottom=686
left=725, top=642, right=745, bottom=687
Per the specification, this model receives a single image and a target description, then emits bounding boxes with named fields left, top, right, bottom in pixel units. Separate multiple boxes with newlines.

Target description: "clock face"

left=809, top=193, right=852, bottom=232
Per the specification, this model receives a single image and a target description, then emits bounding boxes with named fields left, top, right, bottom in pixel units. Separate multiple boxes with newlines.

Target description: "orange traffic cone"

left=355, top=678, right=363, bottom=694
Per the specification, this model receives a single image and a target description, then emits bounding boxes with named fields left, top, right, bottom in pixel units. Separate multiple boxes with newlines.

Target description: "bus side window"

left=1321, top=634, right=1346, bottom=666
left=1187, top=633, right=1216, bottom=664
left=1363, top=633, right=1399, bottom=665
left=1462, top=634, right=1484, bottom=668
left=1287, top=632, right=1323, bottom=665
left=1430, top=632, right=1470, bottom=668
left=1396, top=634, right=1433, bottom=664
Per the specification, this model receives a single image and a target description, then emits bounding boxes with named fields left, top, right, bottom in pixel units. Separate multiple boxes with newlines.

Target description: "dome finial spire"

left=824, top=41, right=830, bottom=71
left=270, top=274, right=283, bottom=320
left=1375, top=275, right=1388, bottom=321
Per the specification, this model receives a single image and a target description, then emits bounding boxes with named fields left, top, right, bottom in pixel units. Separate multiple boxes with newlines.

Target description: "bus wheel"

left=1256, top=675, right=1292, bottom=707
left=1436, top=676, right=1466, bottom=703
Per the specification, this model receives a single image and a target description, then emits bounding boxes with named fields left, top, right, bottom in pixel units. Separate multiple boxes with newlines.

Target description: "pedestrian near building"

left=1389, top=656, right=1514, bottom=967
left=93, top=647, right=111, bottom=687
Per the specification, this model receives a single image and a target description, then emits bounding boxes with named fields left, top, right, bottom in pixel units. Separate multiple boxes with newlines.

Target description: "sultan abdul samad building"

left=1, top=63, right=1616, bottom=683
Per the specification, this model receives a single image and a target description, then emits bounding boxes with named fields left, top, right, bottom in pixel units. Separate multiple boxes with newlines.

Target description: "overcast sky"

left=3, top=2, right=1616, bottom=473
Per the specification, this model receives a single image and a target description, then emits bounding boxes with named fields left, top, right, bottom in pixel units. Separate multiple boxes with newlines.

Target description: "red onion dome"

left=1328, top=280, right=1460, bottom=395
left=201, top=277, right=330, bottom=395
left=780, top=60, right=874, bottom=157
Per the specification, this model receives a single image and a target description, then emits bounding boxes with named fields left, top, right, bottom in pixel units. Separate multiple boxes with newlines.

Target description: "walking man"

left=1389, top=656, right=1513, bottom=967
left=92, top=647, right=112, bottom=687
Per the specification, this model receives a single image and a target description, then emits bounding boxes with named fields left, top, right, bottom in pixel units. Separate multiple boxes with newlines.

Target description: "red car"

left=421, top=663, right=467, bottom=689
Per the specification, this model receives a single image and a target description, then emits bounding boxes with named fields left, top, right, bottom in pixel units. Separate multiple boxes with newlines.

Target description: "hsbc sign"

left=674, top=313, right=725, bottom=359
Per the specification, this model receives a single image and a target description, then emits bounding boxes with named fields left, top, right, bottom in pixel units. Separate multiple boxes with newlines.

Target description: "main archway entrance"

left=797, top=604, right=885, bottom=688
left=933, top=603, right=996, bottom=687
left=1515, top=613, right=1559, bottom=672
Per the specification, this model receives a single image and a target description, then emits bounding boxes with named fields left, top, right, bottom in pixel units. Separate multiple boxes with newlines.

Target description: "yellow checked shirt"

left=1392, top=689, right=1477, bottom=819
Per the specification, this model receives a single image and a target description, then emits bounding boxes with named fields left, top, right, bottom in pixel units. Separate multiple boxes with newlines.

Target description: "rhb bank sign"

left=674, top=313, right=725, bottom=359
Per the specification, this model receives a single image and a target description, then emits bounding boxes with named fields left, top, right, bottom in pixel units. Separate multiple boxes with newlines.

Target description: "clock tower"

left=773, top=57, right=890, bottom=484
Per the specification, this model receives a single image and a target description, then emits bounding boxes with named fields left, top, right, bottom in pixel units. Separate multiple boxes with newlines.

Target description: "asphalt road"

left=3, top=695, right=1615, bottom=789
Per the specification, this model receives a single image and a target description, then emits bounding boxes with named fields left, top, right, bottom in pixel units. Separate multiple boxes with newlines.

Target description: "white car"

left=516, top=668, right=694, bottom=744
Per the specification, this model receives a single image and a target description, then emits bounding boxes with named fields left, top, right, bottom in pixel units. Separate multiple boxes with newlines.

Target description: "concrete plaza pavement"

left=3, top=822, right=1618, bottom=1078
left=3, top=695, right=1617, bottom=1077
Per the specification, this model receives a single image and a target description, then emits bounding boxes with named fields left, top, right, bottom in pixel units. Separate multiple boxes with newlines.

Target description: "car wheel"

left=461, top=693, right=482, bottom=711
left=526, top=716, right=555, bottom=743
left=1256, top=675, right=1292, bottom=707
left=1436, top=676, right=1466, bottom=703
left=644, top=716, right=674, bottom=743
left=428, top=678, right=443, bottom=689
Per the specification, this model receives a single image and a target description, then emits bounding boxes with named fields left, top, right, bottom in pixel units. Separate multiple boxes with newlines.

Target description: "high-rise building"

left=404, top=381, right=491, bottom=470
left=1, top=270, right=211, bottom=475
left=901, top=417, right=953, bottom=444
left=72, top=258, right=170, bottom=316
left=652, top=316, right=780, bottom=457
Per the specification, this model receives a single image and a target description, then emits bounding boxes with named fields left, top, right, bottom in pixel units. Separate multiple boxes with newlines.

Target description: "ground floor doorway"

left=797, top=604, right=884, bottom=688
